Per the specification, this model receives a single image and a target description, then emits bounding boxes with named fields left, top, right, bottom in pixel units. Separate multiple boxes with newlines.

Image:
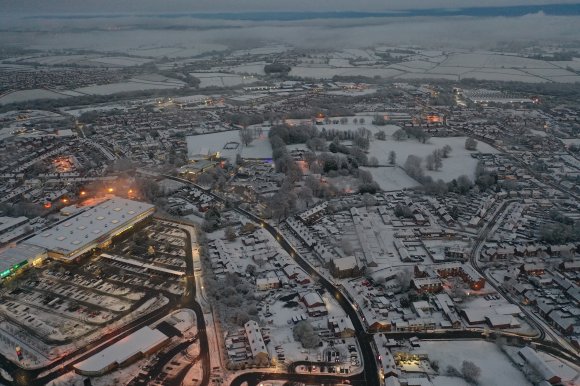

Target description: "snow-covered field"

left=368, top=136, right=499, bottom=181
left=62, top=104, right=129, bottom=117
left=1, top=76, right=185, bottom=104
left=420, top=340, right=531, bottom=386
left=0, top=89, right=68, bottom=104
left=190, top=72, right=258, bottom=88
left=217, top=62, right=267, bottom=75
left=359, top=166, right=420, bottom=191
left=86, top=56, right=153, bottom=67
left=75, top=78, right=184, bottom=96
left=187, top=128, right=272, bottom=161
left=289, top=50, right=579, bottom=83
left=241, top=133, right=272, bottom=159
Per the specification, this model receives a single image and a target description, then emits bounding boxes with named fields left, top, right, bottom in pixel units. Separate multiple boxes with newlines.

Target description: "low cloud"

left=1, top=12, right=579, bottom=53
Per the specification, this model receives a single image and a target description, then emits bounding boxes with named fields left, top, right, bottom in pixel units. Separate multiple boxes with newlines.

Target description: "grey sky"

left=5, top=0, right=580, bottom=14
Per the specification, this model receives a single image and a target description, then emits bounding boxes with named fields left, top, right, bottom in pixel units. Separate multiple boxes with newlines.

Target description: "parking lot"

left=0, top=218, right=191, bottom=367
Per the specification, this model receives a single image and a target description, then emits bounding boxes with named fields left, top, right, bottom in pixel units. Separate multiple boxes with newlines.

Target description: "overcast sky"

left=5, top=0, right=580, bottom=14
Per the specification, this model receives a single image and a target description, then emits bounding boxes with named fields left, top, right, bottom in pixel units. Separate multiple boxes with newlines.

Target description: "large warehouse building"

left=74, top=326, right=170, bottom=376
left=0, top=244, right=47, bottom=282
left=24, top=197, right=155, bottom=262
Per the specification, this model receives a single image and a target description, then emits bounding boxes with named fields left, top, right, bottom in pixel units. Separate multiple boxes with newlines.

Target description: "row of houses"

left=414, top=262, right=486, bottom=292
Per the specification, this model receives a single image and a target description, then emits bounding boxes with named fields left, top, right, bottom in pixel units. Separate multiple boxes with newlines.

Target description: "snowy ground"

left=431, top=375, right=469, bottom=386
left=360, top=166, right=420, bottom=190
left=0, top=78, right=185, bottom=104
left=61, top=104, right=129, bottom=117
left=290, top=50, right=580, bottom=83
left=216, top=62, right=267, bottom=75
left=0, top=89, right=68, bottom=104
left=241, top=132, right=272, bottom=159
left=187, top=129, right=272, bottom=161
left=75, top=78, right=184, bottom=96
left=368, top=136, right=500, bottom=181
left=190, top=72, right=258, bottom=88
left=420, top=340, right=531, bottom=386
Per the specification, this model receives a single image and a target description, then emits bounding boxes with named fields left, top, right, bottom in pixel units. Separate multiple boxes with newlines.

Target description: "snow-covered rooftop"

left=74, top=326, right=169, bottom=374
left=25, top=197, right=154, bottom=260
left=0, top=243, right=46, bottom=273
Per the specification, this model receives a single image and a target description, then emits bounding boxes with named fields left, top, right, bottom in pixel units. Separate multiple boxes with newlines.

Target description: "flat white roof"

left=74, top=326, right=168, bottom=374
left=0, top=216, right=28, bottom=234
left=26, top=197, right=154, bottom=259
left=0, top=243, right=46, bottom=272
left=333, top=255, right=357, bottom=271
left=244, top=320, right=267, bottom=357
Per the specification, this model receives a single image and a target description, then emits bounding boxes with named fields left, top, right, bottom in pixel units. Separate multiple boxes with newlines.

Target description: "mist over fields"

left=1, top=5, right=580, bottom=53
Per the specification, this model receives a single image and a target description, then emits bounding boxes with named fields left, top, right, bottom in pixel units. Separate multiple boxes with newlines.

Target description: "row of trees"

left=445, top=360, right=482, bottom=384
left=270, top=124, right=319, bottom=145
left=201, top=270, right=260, bottom=328
left=404, top=153, right=474, bottom=196
left=425, top=145, right=452, bottom=171
left=393, top=127, right=430, bottom=143
left=540, top=211, right=580, bottom=244
left=269, top=124, right=379, bottom=195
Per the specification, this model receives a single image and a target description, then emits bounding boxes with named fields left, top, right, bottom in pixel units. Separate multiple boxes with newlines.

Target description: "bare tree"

left=425, top=154, right=435, bottom=171
left=225, top=226, right=237, bottom=241
left=396, top=268, right=413, bottom=292
left=461, top=361, right=481, bottom=383
left=359, top=169, right=374, bottom=185
left=433, top=150, right=443, bottom=171
left=442, top=144, right=453, bottom=158
left=465, top=137, right=478, bottom=151
left=393, top=129, right=407, bottom=141
left=240, top=127, right=254, bottom=146
left=341, top=239, right=354, bottom=255
left=245, top=264, right=257, bottom=276
left=404, top=155, right=424, bottom=180
left=457, top=175, right=473, bottom=194
left=293, top=321, right=321, bottom=349
left=388, top=151, right=397, bottom=165
left=297, top=186, right=314, bottom=208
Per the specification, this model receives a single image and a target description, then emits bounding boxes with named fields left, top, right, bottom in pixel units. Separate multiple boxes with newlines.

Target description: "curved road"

left=164, top=175, right=381, bottom=386
left=470, top=199, right=580, bottom=362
